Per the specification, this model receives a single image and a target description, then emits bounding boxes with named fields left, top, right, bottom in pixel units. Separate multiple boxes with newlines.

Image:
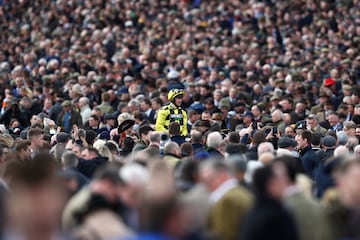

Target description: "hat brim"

left=118, top=119, right=135, bottom=133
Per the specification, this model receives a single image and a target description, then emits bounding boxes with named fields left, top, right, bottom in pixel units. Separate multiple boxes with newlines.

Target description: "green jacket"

left=285, top=191, right=330, bottom=240
left=207, top=186, right=253, bottom=240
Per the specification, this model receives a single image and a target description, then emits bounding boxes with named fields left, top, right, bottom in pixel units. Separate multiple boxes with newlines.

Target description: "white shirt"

left=209, top=178, right=238, bottom=205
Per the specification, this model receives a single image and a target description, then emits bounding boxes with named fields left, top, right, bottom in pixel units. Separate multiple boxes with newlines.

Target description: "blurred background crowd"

left=0, top=0, right=360, bottom=239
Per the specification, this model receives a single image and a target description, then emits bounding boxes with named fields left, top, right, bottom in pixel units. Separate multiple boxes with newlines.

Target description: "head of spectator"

left=164, top=141, right=180, bottom=158
left=180, top=142, right=193, bottom=158
left=258, top=142, right=275, bottom=157
left=251, top=131, right=266, bottom=147
left=27, top=128, right=44, bottom=153
left=13, top=139, right=31, bottom=161
left=80, top=146, right=99, bottom=160
left=321, top=135, right=337, bottom=151
left=168, top=89, right=184, bottom=108
left=138, top=125, right=154, bottom=146
left=225, top=154, right=247, bottom=185
left=337, top=131, right=349, bottom=146
left=328, top=111, right=340, bottom=128
left=228, top=131, right=240, bottom=144
left=61, top=150, right=78, bottom=170
left=252, top=164, right=284, bottom=200
left=334, top=146, right=350, bottom=158
left=207, top=131, right=223, bottom=151
left=334, top=159, right=360, bottom=208
left=169, top=122, right=181, bottom=137
left=296, top=130, right=312, bottom=151
left=284, top=126, right=296, bottom=138
left=343, top=121, right=356, bottom=137
left=271, top=109, right=283, bottom=124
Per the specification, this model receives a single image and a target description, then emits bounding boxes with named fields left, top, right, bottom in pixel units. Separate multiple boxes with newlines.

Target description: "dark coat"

left=207, top=147, right=224, bottom=159
left=241, top=194, right=299, bottom=240
left=170, top=135, right=186, bottom=147
left=77, top=156, right=108, bottom=179
left=192, top=143, right=205, bottom=153
left=314, top=150, right=335, bottom=198
left=246, top=146, right=258, bottom=161
left=299, top=146, right=319, bottom=179
left=56, top=109, right=83, bottom=131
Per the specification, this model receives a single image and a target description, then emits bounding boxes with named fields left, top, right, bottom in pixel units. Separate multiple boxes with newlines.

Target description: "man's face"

left=88, top=117, right=98, bottom=128
left=280, top=100, right=291, bottom=110
left=33, top=135, right=44, bottom=149
left=306, top=118, right=315, bottom=128
left=202, top=112, right=211, bottom=121
left=344, top=126, right=355, bottom=137
left=337, top=164, right=360, bottom=208
left=140, top=102, right=149, bottom=111
left=251, top=106, right=260, bottom=117
left=243, top=116, right=252, bottom=124
left=81, top=149, right=91, bottom=160
left=285, top=127, right=295, bottom=137
left=174, top=95, right=183, bottom=107
left=63, top=105, right=71, bottom=112
left=72, top=146, right=81, bottom=158
left=296, top=135, right=307, bottom=149
left=328, top=114, right=339, bottom=126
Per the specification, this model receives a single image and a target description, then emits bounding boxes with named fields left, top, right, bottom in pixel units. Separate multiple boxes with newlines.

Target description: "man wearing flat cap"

left=56, top=100, right=83, bottom=133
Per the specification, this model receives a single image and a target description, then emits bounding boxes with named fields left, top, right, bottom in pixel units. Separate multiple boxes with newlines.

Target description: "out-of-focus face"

left=6, top=182, right=65, bottom=236
left=269, top=162, right=289, bottom=200
left=337, top=164, right=360, bottom=208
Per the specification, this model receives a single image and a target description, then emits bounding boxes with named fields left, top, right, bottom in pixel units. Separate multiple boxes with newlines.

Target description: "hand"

left=73, top=125, right=79, bottom=139
left=246, top=124, right=253, bottom=134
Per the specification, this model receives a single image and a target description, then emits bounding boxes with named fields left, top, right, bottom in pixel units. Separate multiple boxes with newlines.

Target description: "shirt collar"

left=209, top=178, right=238, bottom=204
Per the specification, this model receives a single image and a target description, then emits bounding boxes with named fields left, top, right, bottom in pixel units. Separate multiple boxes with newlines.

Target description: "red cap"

left=323, top=78, right=335, bottom=87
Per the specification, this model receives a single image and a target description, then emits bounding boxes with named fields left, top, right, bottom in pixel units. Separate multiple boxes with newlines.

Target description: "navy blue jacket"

left=77, top=156, right=108, bottom=179
left=299, top=146, right=319, bottom=179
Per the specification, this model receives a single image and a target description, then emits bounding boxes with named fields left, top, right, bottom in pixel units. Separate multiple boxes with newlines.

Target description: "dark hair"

left=228, top=131, right=240, bottom=144
left=2, top=152, right=58, bottom=188
left=142, top=98, right=151, bottom=107
left=13, top=139, right=31, bottom=152
left=138, top=125, right=154, bottom=139
left=311, top=132, right=321, bottom=146
left=151, top=97, right=163, bottom=106
left=180, top=142, right=193, bottom=158
left=133, top=111, right=144, bottom=121
left=252, top=165, right=273, bottom=194
left=299, top=130, right=312, bottom=144
left=89, top=114, right=99, bottom=122
left=273, top=156, right=301, bottom=183
left=169, top=122, right=180, bottom=136
left=85, top=130, right=97, bottom=145
left=105, top=141, right=118, bottom=154
left=27, top=128, right=43, bottom=140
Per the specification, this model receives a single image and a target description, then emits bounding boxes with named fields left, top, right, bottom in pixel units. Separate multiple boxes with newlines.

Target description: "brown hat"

left=212, top=112, right=223, bottom=121
left=343, top=85, right=352, bottom=91
left=270, top=95, right=280, bottom=101
left=61, top=100, right=72, bottom=107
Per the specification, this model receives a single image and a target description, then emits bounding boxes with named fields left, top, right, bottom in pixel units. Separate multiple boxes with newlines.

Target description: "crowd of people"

left=0, top=0, right=360, bottom=239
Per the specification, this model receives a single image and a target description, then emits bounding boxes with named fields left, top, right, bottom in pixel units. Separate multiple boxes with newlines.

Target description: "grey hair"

left=207, top=131, right=223, bottom=149
left=336, top=131, right=348, bottom=146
